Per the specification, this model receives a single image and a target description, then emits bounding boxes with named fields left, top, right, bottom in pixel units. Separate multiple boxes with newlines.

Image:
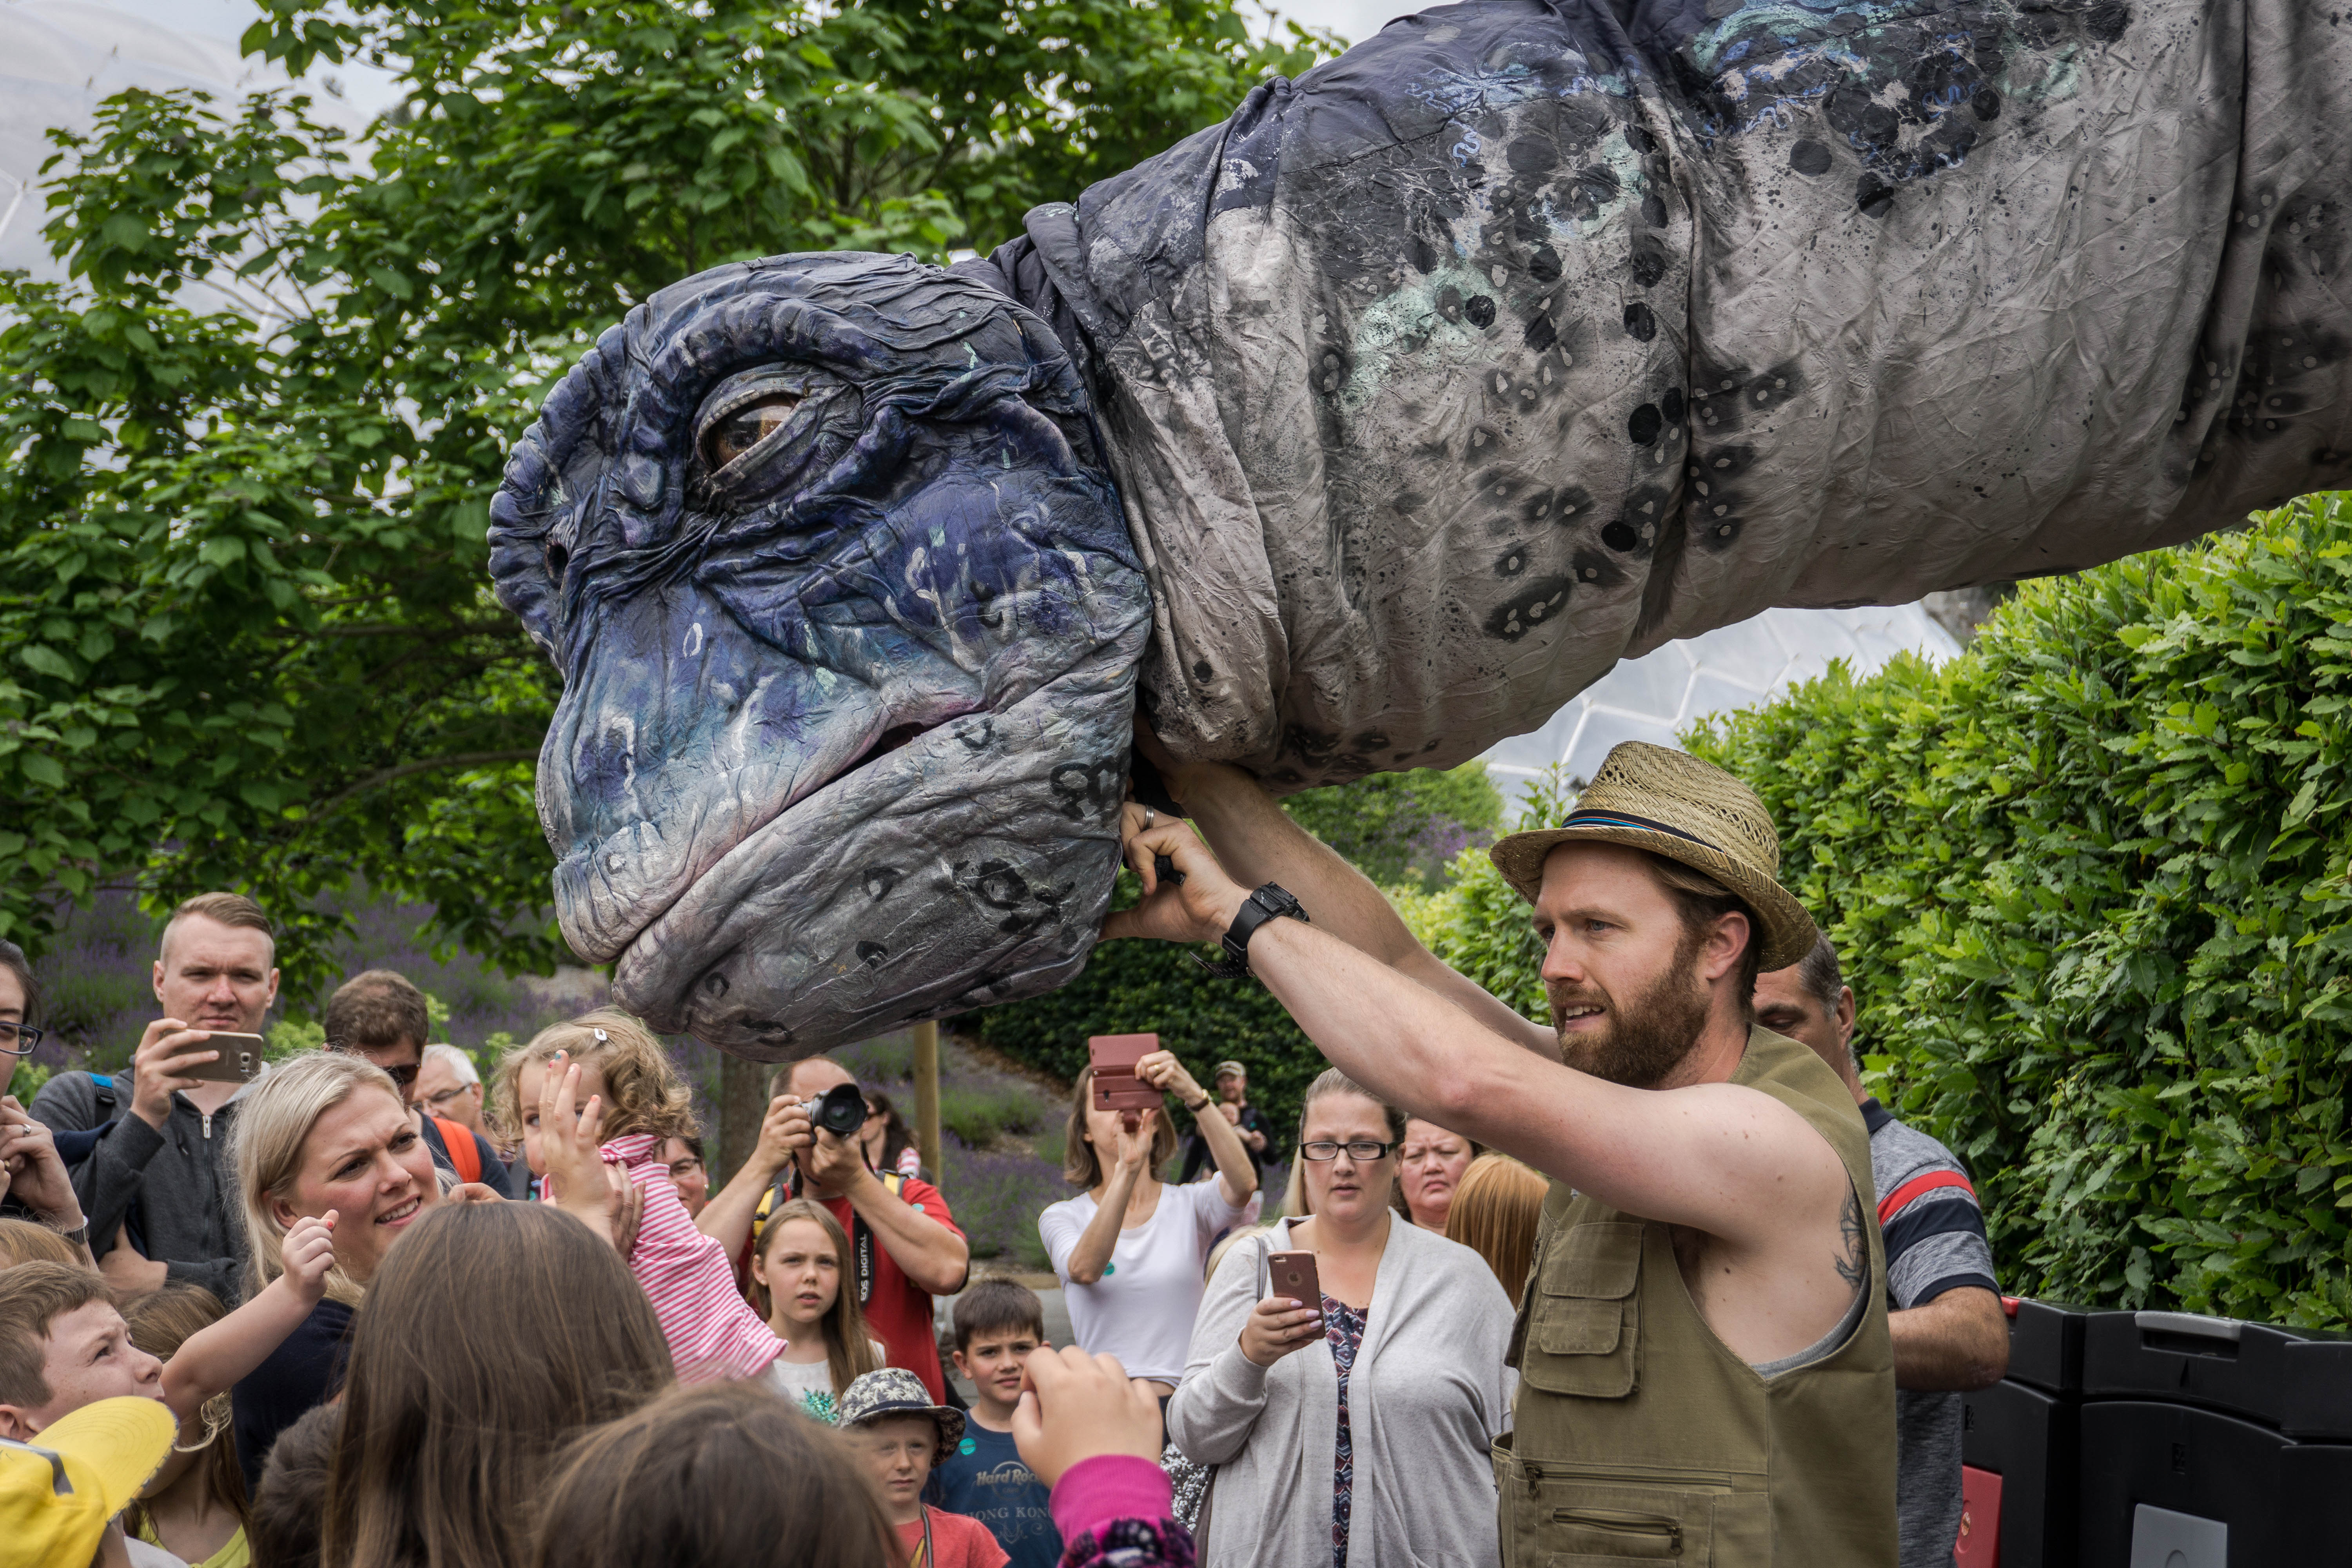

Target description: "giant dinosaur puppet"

left=488, top=0, right=2351, bottom=1058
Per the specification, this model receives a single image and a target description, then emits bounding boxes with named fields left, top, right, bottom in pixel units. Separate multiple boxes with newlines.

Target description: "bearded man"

left=1116, top=740, right=1895, bottom=1567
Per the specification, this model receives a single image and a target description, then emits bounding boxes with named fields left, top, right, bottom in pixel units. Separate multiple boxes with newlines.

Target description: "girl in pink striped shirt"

left=495, top=1011, right=786, bottom=1386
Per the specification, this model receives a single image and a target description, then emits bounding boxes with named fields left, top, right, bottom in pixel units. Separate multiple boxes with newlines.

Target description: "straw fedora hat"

left=1487, top=742, right=1818, bottom=971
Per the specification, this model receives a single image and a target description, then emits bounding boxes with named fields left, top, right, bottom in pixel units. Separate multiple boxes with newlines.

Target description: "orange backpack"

left=432, top=1116, right=482, bottom=1183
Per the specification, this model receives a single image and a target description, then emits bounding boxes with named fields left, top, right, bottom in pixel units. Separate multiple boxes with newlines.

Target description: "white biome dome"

left=1479, top=603, right=1961, bottom=812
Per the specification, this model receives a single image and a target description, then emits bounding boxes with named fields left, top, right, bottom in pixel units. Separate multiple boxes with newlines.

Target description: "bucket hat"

left=1487, top=742, right=1817, bottom=971
left=0, top=1396, right=177, bottom=1568
left=835, top=1368, right=965, bottom=1458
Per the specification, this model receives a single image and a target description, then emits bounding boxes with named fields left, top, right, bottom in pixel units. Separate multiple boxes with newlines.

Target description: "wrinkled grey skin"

left=496, top=0, right=2352, bottom=1058
left=490, top=259, right=1147, bottom=1053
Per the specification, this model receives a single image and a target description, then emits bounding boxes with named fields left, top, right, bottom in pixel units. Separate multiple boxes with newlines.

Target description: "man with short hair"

left=415, top=1043, right=487, bottom=1136
left=1176, top=1060, right=1273, bottom=1183
left=698, top=1056, right=969, bottom=1401
left=34, top=892, right=279, bottom=1302
left=319, top=971, right=512, bottom=1196
left=1116, top=741, right=1898, bottom=1566
left=1755, top=935, right=2009, bottom=1568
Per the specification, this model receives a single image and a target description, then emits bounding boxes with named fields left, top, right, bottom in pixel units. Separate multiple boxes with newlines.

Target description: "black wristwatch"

left=1194, top=883, right=1310, bottom=979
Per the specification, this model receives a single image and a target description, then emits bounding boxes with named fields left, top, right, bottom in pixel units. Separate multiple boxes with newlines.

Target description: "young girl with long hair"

left=493, top=1010, right=784, bottom=1384
left=123, top=1286, right=251, bottom=1568
left=321, top=1200, right=674, bottom=1568
left=747, top=1197, right=883, bottom=1423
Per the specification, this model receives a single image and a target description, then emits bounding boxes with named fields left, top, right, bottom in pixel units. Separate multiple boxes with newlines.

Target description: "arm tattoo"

left=1834, top=1187, right=1868, bottom=1292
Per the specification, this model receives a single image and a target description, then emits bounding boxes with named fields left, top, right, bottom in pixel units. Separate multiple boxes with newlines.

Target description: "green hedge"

left=1673, top=492, right=2352, bottom=1327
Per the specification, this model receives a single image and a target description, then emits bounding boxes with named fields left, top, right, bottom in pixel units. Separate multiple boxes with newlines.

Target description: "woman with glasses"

left=1168, top=1067, right=1514, bottom=1568
left=0, top=938, right=92, bottom=1255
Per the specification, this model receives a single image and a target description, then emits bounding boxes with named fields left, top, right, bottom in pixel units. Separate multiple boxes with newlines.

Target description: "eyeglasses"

left=326, top=1040, right=419, bottom=1089
left=0, top=1023, right=43, bottom=1058
left=1299, top=1139, right=1397, bottom=1162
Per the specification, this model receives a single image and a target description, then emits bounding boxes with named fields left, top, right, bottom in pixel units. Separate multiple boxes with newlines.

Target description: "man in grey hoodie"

left=32, top=891, right=279, bottom=1303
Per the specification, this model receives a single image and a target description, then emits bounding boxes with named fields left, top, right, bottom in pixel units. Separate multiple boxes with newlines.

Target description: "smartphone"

left=1266, top=1250, right=1323, bottom=1308
left=1088, top=1033, right=1163, bottom=1114
left=181, top=1032, right=267, bottom=1085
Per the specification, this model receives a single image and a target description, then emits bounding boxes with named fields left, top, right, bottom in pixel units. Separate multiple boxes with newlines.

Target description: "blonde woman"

left=228, top=1050, right=630, bottom=1490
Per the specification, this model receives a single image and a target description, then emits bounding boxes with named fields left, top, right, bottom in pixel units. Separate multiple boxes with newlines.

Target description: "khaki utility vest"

left=1496, top=1027, right=1898, bottom=1566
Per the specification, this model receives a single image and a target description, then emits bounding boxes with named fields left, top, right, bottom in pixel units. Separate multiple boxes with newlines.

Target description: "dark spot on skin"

left=1506, top=138, right=1560, bottom=176
left=2086, top=0, right=2130, bottom=43
left=1465, top=295, right=1497, bottom=328
left=856, top=941, right=887, bottom=968
left=1192, top=660, right=1213, bottom=682
left=1409, top=235, right=1439, bottom=274
left=1630, top=237, right=1668, bottom=287
left=1602, top=521, right=1640, bottom=551
left=1642, top=192, right=1668, bottom=228
left=1825, top=85, right=1900, bottom=154
left=1624, top=302, right=1658, bottom=341
left=971, top=860, right=1032, bottom=910
left=1497, top=544, right=1530, bottom=577
left=1628, top=403, right=1664, bottom=445
left=1528, top=247, right=1563, bottom=284
left=1049, top=760, right=1122, bottom=821
left=1524, top=313, right=1559, bottom=352
left=1624, top=124, right=1659, bottom=154
left=1972, top=87, right=2002, bottom=121
left=1572, top=549, right=1624, bottom=588
left=1857, top=173, right=1896, bottom=219
left=1485, top=577, right=1574, bottom=641
left=863, top=867, right=902, bottom=902
left=1661, top=388, right=1685, bottom=424
left=1789, top=139, right=1834, bottom=176
left=953, top=717, right=993, bottom=750
left=1698, top=517, right=1744, bottom=550
left=1577, top=165, right=1621, bottom=204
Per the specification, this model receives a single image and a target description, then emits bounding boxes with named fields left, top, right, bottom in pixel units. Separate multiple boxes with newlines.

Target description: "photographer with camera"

left=699, top=1057, right=969, bottom=1401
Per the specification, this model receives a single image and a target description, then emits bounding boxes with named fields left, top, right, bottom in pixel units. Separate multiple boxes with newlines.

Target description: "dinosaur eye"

left=702, top=393, right=802, bottom=471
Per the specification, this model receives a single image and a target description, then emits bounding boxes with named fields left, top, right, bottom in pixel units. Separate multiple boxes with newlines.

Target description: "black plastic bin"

left=1962, top=1377, right=2079, bottom=1568
left=2081, top=1310, right=2352, bottom=1437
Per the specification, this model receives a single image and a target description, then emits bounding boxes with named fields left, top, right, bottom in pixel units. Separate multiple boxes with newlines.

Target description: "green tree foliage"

left=1679, top=493, right=2352, bottom=1327
left=0, top=0, right=1334, bottom=996
left=1282, top=760, right=1502, bottom=890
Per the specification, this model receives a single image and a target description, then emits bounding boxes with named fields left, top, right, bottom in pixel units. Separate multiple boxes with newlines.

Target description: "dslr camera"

left=809, top=1081, right=870, bottom=1139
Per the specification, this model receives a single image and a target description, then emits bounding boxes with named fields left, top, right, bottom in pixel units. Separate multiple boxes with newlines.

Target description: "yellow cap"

left=0, top=1396, right=176, bottom=1567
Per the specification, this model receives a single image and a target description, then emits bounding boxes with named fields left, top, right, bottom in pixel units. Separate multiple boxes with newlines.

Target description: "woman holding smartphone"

left=1038, top=1045, right=1258, bottom=1397
left=1167, top=1067, right=1514, bottom=1568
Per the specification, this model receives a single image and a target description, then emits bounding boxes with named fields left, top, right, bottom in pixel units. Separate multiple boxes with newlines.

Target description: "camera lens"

left=815, top=1082, right=868, bottom=1138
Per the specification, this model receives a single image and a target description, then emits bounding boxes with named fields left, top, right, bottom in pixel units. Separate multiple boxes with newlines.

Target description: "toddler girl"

left=748, top=1196, right=883, bottom=1422
left=494, top=1010, right=784, bottom=1384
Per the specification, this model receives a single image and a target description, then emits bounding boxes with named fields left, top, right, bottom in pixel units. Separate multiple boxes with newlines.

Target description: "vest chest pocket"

left=1519, top=1221, right=1642, bottom=1399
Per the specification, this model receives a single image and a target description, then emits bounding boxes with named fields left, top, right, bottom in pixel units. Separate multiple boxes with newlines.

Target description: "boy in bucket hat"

left=1111, top=739, right=1896, bottom=1568
left=838, top=1367, right=1008, bottom=1568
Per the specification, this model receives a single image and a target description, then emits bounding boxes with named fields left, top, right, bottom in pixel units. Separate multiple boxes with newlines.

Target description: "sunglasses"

left=325, top=1040, right=419, bottom=1089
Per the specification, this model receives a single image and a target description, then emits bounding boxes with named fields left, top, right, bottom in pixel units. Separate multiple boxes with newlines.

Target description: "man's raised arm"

left=1111, top=816, right=1849, bottom=1260
left=1111, top=734, right=1557, bottom=1058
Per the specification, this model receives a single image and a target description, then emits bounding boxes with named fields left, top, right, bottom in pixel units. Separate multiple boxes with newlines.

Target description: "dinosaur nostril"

left=546, top=542, right=569, bottom=579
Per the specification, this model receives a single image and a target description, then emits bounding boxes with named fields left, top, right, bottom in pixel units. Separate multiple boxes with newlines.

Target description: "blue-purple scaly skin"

left=490, top=256, right=1148, bottom=1055
left=495, top=0, right=2351, bottom=1058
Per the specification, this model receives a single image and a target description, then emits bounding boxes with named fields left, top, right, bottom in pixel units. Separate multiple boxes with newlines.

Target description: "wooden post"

left=913, top=1020, right=942, bottom=1181
left=719, top=1052, right=767, bottom=1185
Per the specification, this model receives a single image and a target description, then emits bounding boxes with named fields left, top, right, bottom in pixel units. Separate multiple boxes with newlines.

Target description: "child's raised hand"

left=1011, top=1345, right=1164, bottom=1487
left=281, top=1212, right=337, bottom=1304
left=537, top=1051, right=606, bottom=1201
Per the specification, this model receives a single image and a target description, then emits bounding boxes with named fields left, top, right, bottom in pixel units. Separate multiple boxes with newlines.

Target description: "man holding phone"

left=33, top=893, right=281, bottom=1303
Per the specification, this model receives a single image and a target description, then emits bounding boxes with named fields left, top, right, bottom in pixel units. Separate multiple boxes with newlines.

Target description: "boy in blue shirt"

left=927, top=1279, right=1062, bottom=1568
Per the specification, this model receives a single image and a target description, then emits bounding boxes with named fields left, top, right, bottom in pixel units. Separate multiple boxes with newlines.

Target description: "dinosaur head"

left=489, top=253, right=1148, bottom=1059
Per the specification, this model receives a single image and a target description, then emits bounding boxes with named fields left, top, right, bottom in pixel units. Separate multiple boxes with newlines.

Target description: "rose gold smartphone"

left=1266, top=1250, right=1323, bottom=1307
left=1088, top=1033, right=1162, bottom=1114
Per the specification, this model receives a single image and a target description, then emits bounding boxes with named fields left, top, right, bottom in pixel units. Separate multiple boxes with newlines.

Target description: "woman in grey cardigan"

left=1166, top=1068, right=1515, bottom=1568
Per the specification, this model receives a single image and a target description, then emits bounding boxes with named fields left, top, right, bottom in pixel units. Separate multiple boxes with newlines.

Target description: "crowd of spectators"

left=0, top=739, right=2012, bottom=1568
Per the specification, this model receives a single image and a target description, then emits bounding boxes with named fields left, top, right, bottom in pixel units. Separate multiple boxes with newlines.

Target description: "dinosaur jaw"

left=601, top=650, right=1139, bottom=1058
